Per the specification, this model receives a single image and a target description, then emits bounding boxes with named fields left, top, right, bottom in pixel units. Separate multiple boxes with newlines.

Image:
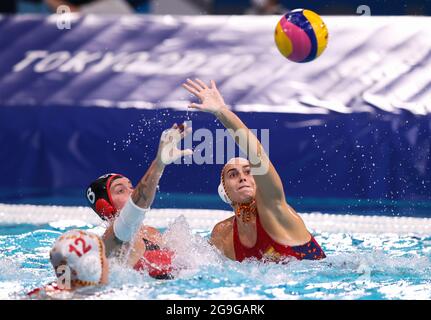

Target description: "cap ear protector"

left=218, top=157, right=251, bottom=205
left=86, top=173, right=124, bottom=220
left=218, top=161, right=234, bottom=205
left=218, top=182, right=232, bottom=205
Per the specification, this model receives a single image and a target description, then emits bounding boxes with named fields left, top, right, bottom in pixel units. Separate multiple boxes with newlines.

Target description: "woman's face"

left=223, top=161, right=256, bottom=204
left=109, top=177, right=134, bottom=211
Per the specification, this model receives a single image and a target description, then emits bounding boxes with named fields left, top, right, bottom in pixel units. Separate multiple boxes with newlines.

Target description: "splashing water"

left=162, top=215, right=223, bottom=275
left=1, top=218, right=431, bottom=300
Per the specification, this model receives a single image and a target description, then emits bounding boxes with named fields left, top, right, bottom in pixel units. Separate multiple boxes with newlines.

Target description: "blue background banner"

left=0, top=15, right=430, bottom=215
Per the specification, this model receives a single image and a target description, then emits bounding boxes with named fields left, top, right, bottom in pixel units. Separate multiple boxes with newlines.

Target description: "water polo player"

left=182, top=79, right=325, bottom=262
left=85, top=123, right=192, bottom=279
left=27, top=228, right=173, bottom=298
left=27, top=229, right=108, bottom=298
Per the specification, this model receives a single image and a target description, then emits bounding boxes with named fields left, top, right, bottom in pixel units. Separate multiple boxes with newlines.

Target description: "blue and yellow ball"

left=274, top=9, right=329, bottom=63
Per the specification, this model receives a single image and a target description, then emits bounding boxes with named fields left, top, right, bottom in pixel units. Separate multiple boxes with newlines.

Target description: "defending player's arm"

left=131, top=158, right=165, bottom=209
left=105, top=124, right=192, bottom=249
left=182, top=79, right=285, bottom=206
left=131, top=123, right=192, bottom=209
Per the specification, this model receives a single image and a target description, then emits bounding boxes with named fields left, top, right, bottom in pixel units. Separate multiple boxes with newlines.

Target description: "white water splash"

left=162, top=215, right=223, bottom=275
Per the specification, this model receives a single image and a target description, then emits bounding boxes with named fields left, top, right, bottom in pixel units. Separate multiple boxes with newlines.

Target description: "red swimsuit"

left=133, top=239, right=174, bottom=279
left=233, top=214, right=326, bottom=262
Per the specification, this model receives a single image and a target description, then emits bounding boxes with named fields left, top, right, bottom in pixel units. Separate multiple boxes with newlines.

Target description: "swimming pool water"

left=1, top=216, right=431, bottom=300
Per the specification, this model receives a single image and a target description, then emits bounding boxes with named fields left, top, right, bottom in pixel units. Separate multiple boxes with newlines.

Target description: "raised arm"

left=132, top=122, right=192, bottom=209
left=103, top=123, right=192, bottom=253
left=182, top=79, right=285, bottom=205
left=131, top=159, right=165, bottom=208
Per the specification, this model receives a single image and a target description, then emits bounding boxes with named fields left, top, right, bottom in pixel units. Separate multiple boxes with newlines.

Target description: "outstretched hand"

left=157, top=123, right=193, bottom=165
left=182, top=78, right=227, bottom=114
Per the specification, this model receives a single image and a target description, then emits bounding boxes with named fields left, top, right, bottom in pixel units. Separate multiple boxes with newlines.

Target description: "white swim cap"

left=218, top=182, right=232, bottom=205
left=218, top=157, right=250, bottom=205
left=50, top=230, right=104, bottom=286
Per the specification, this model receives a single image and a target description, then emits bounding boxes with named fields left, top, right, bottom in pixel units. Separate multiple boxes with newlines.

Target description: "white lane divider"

left=0, top=203, right=430, bottom=235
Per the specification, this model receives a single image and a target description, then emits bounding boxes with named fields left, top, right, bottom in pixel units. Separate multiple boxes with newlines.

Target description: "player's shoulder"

left=140, top=225, right=160, bottom=234
left=138, top=224, right=163, bottom=244
left=212, top=215, right=234, bottom=237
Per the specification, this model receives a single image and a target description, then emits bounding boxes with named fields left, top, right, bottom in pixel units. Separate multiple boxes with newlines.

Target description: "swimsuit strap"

left=255, top=213, right=309, bottom=259
left=143, top=238, right=160, bottom=251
